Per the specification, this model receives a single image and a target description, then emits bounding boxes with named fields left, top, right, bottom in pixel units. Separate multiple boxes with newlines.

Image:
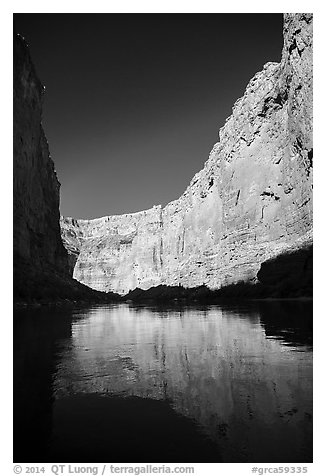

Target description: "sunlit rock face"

left=61, top=14, right=313, bottom=295
left=14, top=33, right=69, bottom=292
left=61, top=207, right=163, bottom=295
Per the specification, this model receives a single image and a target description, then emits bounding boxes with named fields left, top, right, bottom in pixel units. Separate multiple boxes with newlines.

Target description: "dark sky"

left=14, top=13, right=283, bottom=219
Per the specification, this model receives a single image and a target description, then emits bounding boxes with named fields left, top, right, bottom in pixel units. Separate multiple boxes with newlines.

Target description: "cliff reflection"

left=53, top=302, right=312, bottom=462
left=14, top=301, right=312, bottom=462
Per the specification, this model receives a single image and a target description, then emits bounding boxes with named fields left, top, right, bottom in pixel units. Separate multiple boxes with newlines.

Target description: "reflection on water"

left=14, top=301, right=312, bottom=462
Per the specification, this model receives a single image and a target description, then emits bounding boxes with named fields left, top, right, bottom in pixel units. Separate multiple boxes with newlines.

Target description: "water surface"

left=14, top=301, right=312, bottom=462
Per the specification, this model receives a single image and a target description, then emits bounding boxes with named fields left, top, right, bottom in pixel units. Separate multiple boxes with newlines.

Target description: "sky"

left=14, top=13, right=283, bottom=219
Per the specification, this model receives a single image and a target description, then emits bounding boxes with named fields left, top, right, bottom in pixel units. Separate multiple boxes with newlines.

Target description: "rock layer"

left=61, top=14, right=313, bottom=296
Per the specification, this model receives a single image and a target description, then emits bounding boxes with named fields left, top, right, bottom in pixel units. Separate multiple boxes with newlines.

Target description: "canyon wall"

left=13, top=33, right=119, bottom=302
left=61, top=207, right=164, bottom=294
left=14, top=33, right=69, bottom=296
left=61, top=13, right=313, bottom=296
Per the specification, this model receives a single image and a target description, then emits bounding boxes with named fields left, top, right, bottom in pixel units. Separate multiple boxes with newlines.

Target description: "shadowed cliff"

left=13, top=33, right=120, bottom=304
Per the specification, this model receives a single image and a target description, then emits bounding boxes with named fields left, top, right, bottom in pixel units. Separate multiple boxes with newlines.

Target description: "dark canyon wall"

left=14, top=33, right=69, bottom=299
left=14, top=34, right=68, bottom=273
left=60, top=13, right=313, bottom=296
left=13, top=33, right=118, bottom=302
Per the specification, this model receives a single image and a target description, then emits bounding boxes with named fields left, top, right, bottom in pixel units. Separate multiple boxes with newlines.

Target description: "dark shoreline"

left=14, top=289, right=312, bottom=310
left=14, top=245, right=312, bottom=309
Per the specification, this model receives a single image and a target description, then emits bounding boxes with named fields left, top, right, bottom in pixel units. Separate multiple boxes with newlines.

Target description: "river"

left=14, top=300, right=312, bottom=463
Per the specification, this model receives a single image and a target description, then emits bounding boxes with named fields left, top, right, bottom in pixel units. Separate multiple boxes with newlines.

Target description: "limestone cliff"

left=61, top=207, right=164, bottom=294
left=61, top=13, right=313, bottom=296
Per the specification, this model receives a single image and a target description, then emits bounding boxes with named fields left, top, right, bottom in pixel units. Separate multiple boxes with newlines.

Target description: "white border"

left=2, top=1, right=324, bottom=474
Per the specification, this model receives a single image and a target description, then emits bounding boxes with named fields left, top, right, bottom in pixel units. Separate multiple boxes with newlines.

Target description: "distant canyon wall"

left=61, top=13, right=313, bottom=295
